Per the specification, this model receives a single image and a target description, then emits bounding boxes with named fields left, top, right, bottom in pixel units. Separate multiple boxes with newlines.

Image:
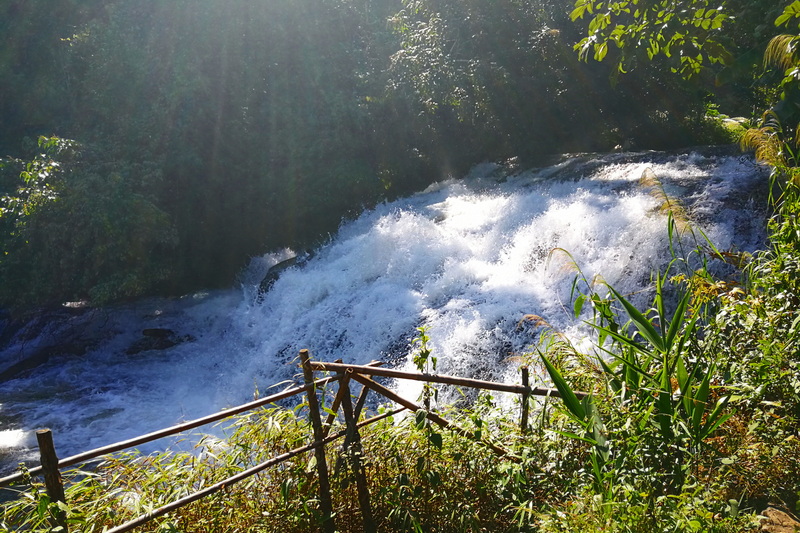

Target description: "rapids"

left=0, top=148, right=769, bottom=473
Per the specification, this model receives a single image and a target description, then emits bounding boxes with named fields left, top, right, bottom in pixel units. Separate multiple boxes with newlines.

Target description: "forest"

left=0, top=0, right=789, bottom=310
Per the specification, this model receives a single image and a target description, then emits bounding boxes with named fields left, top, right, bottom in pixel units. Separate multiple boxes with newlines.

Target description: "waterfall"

left=0, top=149, right=769, bottom=473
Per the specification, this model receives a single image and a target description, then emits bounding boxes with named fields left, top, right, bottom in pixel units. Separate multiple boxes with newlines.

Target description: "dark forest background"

left=0, top=0, right=786, bottom=310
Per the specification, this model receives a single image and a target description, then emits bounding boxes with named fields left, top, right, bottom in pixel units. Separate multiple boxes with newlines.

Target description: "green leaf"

left=540, top=352, right=587, bottom=421
left=415, top=410, right=428, bottom=429
left=698, top=393, right=731, bottom=440
left=593, top=323, right=652, bottom=358
left=776, top=1, right=800, bottom=27
left=574, top=293, right=587, bottom=317
left=609, top=286, right=665, bottom=352
left=550, top=428, right=597, bottom=445
left=594, top=42, right=609, bottom=61
left=571, top=4, right=589, bottom=20
left=710, top=14, right=726, bottom=30
left=598, top=356, right=623, bottom=395
left=665, top=290, right=691, bottom=351
left=676, top=356, right=689, bottom=397
left=36, top=495, right=51, bottom=519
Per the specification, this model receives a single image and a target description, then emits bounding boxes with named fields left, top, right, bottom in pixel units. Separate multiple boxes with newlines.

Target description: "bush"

left=0, top=137, right=177, bottom=309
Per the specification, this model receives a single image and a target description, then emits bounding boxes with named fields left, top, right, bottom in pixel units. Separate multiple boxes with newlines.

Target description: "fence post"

left=36, top=429, right=68, bottom=532
left=322, top=359, right=346, bottom=438
left=299, top=349, right=336, bottom=533
left=340, top=375, right=376, bottom=533
left=520, top=366, right=530, bottom=434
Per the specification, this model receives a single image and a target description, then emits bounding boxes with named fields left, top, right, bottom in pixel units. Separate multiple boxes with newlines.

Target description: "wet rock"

left=0, top=305, right=197, bottom=380
left=126, top=329, right=195, bottom=355
left=257, top=251, right=315, bottom=296
left=0, top=306, right=111, bottom=382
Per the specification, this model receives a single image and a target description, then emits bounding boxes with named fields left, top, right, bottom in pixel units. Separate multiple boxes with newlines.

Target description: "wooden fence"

left=0, top=349, right=586, bottom=532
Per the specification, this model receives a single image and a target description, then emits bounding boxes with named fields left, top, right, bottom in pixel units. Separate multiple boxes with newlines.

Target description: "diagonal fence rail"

left=0, top=350, right=587, bottom=532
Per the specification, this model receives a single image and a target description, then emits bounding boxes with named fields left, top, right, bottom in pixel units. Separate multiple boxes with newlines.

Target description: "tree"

left=0, top=137, right=177, bottom=309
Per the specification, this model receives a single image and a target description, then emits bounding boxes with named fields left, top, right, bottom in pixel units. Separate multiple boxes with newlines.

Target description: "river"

left=0, top=148, right=769, bottom=474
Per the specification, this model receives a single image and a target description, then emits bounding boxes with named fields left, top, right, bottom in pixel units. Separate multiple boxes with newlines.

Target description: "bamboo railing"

left=0, top=350, right=587, bottom=533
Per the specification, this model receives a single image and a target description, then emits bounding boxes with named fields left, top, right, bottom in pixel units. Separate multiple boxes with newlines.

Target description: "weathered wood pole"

left=299, top=350, right=336, bottom=533
left=339, top=377, right=376, bottom=533
left=321, top=359, right=346, bottom=438
left=36, top=428, right=68, bottom=532
left=307, top=361, right=589, bottom=398
left=352, top=378, right=371, bottom=421
left=520, top=366, right=530, bottom=434
left=333, top=379, right=372, bottom=478
left=321, top=360, right=383, bottom=438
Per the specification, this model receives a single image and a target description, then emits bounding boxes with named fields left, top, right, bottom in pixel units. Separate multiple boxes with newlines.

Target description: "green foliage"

left=538, top=267, right=731, bottom=507
left=1, top=400, right=559, bottom=532
left=386, top=0, right=725, bottom=164
left=530, top=157, right=800, bottom=521
left=570, top=0, right=734, bottom=78
left=0, top=136, right=177, bottom=308
left=0, top=0, right=743, bottom=309
left=411, top=325, right=439, bottom=410
left=411, top=326, right=437, bottom=375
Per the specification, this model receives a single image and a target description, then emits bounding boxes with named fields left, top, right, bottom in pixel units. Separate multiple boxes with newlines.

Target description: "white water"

left=0, top=150, right=768, bottom=473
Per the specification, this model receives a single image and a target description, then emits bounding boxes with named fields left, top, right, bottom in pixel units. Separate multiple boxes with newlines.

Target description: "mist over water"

left=0, top=150, right=768, bottom=473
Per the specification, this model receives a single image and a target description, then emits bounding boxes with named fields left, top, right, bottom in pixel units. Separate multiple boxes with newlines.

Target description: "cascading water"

left=0, top=149, right=769, bottom=474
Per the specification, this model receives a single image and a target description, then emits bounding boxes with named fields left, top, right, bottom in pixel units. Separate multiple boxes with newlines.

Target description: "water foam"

left=0, top=150, right=768, bottom=472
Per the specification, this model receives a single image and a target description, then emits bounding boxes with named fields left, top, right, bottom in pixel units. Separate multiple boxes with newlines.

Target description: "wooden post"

left=299, top=350, right=336, bottom=533
left=339, top=377, right=376, bottom=533
left=36, top=429, right=68, bottom=532
left=333, top=379, right=371, bottom=478
left=321, top=359, right=346, bottom=438
left=520, top=366, right=530, bottom=434
left=352, top=379, right=371, bottom=421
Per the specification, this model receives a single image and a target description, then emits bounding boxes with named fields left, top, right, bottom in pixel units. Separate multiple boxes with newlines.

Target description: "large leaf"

left=692, top=368, right=713, bottom=431
left=776, top=1, right=800, bottom=27
left=540, top=352, right=587, bottom=422
left=593, top=323, right=652, bottom=357
left=665, top=290, right=691, bottom=352
left=699, top=397, right=732, bottom=441
left=593, top=332, right=661, bottom=391
left=609, top=286, right=665, bottom=352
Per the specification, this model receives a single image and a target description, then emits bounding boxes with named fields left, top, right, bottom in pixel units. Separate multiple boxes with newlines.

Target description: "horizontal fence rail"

left=309, top=361, right=589, bottom=399
left=0, top=371, right=353, bottom=487
left=1, top=351, right=583, bottom=533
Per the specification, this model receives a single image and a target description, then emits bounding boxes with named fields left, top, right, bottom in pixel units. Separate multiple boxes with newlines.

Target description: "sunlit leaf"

left=540, top=352, right=587, bottom=422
